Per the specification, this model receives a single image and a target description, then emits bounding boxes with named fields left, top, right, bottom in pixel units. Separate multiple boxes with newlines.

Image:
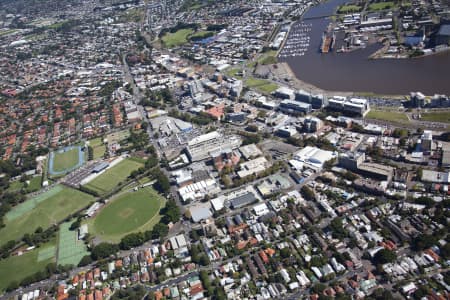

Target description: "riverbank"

left=274, top=62, right=354, bottom=97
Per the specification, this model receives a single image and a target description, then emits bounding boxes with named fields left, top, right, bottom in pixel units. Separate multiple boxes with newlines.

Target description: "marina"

left=278, top=22, right=311, bottom=58
left=278, top=0, right=450, bottom=95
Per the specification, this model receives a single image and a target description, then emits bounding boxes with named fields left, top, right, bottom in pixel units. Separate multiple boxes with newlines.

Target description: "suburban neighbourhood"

left=1, top=0, right=450, bottom=299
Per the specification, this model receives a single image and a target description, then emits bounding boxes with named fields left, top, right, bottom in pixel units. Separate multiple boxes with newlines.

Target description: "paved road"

left=145, top=270, right=200, bottom=292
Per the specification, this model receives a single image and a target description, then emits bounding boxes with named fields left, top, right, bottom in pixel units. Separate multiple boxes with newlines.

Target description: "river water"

left=280, top=0, right=450, bottom=95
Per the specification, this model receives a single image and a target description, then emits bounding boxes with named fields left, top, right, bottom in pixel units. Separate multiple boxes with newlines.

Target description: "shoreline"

left=274, top=62, right=409, bottom=98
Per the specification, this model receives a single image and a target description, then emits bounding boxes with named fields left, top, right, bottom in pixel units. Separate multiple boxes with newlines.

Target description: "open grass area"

left=90, top=187, right=165, bottom=242
left=225, top=67, right=243, bottom=79
left=0, top=29, right=18, bottom=36
left=0, top=185, right=94, bottom=245
left=258, top=50, right=278, bottom=65
left=57, top=222, right=89, bottom=266
left=245, top=78, right=278, bottom=94
left=365, top=109, right=409, bottom=124
left=180, top=0, right=205, bottom=11
left=161, top=28, right=195, bottom=48
left=119, top=8, right=144, bottom=22
left=337, top=4, right=362, bottom=13
left=52, top=147, right=80, bottom=172
left=83, top=158, right=143, bottom=195
left=88, top=137, right=106, bottom=159
left=0, top=240, right=56, bottom=292
left=368, top=1, right=396, bottom=10
left=106, top=130, right=130, bottom=144
left=420, top=112, right=450, bottom=123
left=247, top=61, right=257, bottom=68
left=189, top=30, right=214, bottom=41
left=7, top=176, right=41, bottom=193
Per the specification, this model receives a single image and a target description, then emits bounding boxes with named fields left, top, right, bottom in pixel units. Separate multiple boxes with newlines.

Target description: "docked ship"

left=320, top=31, right=335, bottom=53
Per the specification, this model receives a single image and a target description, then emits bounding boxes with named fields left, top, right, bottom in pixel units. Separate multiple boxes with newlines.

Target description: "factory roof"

left=230, top=192, right=257, bottom=209
left=188, top=131, right=220, bottom=146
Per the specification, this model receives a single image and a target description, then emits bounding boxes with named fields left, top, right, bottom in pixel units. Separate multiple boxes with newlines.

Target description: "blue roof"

left=438, top=24, right=450, bottom=36
left=405, top=36, right=423, bottom=46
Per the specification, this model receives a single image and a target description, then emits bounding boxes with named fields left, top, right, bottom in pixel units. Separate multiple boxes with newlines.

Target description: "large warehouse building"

left=293, top=146, right=337, bottom=170
left=186, top=131, right=242, bottom=161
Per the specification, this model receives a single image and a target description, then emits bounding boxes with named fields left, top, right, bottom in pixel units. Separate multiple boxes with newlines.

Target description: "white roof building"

left=186, top=131, right=242, bottom=161
left=293, top=146, right=336, bottom=169
left=237, top=156, right=271, bottom=178
left=239, top=144, right=263, bottom=159
left=253, top=203, right=270, bottom=216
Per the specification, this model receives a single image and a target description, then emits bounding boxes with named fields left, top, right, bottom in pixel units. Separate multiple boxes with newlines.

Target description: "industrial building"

left=150, top=116, right=193, bottom=137
left=230, top=192, right=258, bottom=209
left=188, top=203, right=213, bottom=223
left=339, top=152, right=394, bottom=181
left=237, top=156, right=271, bottom=178
left=177, top=178, right=221, bottom=203
left=339, top=152, right=366, bottom=171
left=186, top=131, right=242, bottom=161
left=293, top=146, right=337, bottom=170
left=239, top=144, right=263, bottom=160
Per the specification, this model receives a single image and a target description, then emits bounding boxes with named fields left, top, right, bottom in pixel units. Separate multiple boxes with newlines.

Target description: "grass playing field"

left=52, top=147, right=81, bottom=173
left=161, top=28, right=194, bottom=48
left=90, top=187, right=165, bottom=242
left=0, top=240, right=56, bottom=292
left=88, top=137, right=106, bottom=159
left=57, top=222, right=89, bottom=266
left=0, top=185, right=94, bottom=245
left=83, top=158, right=143, bottom=195
left=245, top=78, right=278, bottom=94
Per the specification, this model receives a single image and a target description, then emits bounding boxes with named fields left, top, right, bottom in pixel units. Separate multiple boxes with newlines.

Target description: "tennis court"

left=57, top=222, right=89, bottom=266
left=6, top=185, right=64, bottom=221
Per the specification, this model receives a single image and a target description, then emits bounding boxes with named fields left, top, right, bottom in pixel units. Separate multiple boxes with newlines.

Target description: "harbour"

left=278, top=0, right=450, bottom=95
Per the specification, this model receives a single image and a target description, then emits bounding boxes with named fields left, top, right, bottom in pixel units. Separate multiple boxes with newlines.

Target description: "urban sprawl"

left=1, top=0, right=450, bottom=300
